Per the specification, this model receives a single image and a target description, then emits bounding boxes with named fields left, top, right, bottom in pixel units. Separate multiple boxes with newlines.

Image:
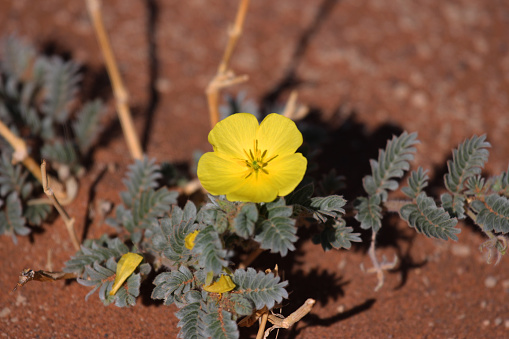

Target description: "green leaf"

left=24, top=204, right=51, bottom=226
left=0, top=152, right=33, bottom=199
left=72, top=99, right=105, bottom=154
left=441, top=193, right=466, bottom=219
left=400, top=192, right=460, bottom=241
left=310, top=195, right=347, bottom=220
left=363, top=132, right=419, bottom=199
left=1, top=35, right=36, bottom=80
left=63, top=236, right=129, bottom=275
left=132, top=187, right=178, bottom=229
left=233, top=268, right=288, bottom=310
left=233, top=203, right=258, bottom=239
left=193, top=225, right=228, bottom=274
left=313, top=219, right=361, bottom=251
left=152, top=201, right=198, bottom=263
left=229, top=294, right=254, bottom=316
left=120, top=157, right=162, bottom=208
left=401, top=167, right=429, bottom=199
left=41, top=57, right=81, bottom=122
left=175, top=301, right=205, bottom=339
left=354, top=194, right=383, bottom=232
left=473, top=194, right=509, bottom=234
left=41, top=140, right=78, bottom=166
left=202, top=305, right=239, bottom=339
left=152, top=265, right=196, bottom=306
left=444, top=135, right=490, bottom=194
left=0, top=192, right=29, bottom=244
left=254, top=199, right=297, bottom=256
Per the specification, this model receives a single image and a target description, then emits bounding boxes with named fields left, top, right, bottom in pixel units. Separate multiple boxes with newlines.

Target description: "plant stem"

left=42, top=160, right=80, bottom=250
left=86, top=0, right=143, bottom=160
left=0, top=119, right=42, bottom=184
left=206, top=0, right=250, bottom=129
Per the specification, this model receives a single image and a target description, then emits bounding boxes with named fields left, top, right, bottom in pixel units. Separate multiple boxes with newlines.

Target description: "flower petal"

left=197, top=152, right=247, bottom=195
left=208, top=113, right=259, bottom=159
left=256, top=114, right=303, bottom=158
left=226, top=153, right=307, bottom=202
left=263, top=153, right=307, bottom=196
left=226, top=172, right=279, bottom=203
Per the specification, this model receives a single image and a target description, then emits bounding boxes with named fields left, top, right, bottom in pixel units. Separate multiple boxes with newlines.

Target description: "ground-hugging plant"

left=55, top=112, right=508, bottom=339
left=0, top=36, right=104, bottom=243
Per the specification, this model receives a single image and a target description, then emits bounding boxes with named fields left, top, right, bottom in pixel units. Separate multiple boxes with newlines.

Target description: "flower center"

left=243, top=139, right=278, bottom=179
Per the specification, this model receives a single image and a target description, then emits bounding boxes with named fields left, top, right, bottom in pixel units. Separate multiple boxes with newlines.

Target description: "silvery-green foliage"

left=0, top=192, right=29, bottom=244
left=471, top=194, right=509, bottom=233
left=444, top=135, right=490, bottom=194
left=40, top=57, right=81, bottom=123
left=254, top=198, right=297, bottom=256
left=232, top=268, right=288, bottom=310
left=151, top=201, right=198, bottom=263
left=64, top=236, right=129, bottom=275
left=355, top=132, right=419, bottom=232
left=400, top=192, right=460, bottom=241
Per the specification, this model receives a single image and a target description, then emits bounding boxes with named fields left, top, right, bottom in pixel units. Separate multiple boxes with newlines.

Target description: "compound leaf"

left=354, top=194, right=382, bottom=232
left=233, top=268, right=288, bottom=310
left=400, top=192, right=460, bottom=241
left=120, top=157, right=162, bottom=208
left=72, top=99, right=105, bottom=154
left=0, top=192, right=29, bottom=244
left=193, top=225, right=228, bottom=274
left=473, top=194, right=509, bottom=234
left=444, top=135, right=490, bottom=194
left=363, top=132, right=419, bottom=200
left=254, top=199, right=297, bottom=256
left=401, top=167, right=429, bottom=199
left=41, top=57, right=81, bottom=122
left=152, top=201, right=198, bottom=263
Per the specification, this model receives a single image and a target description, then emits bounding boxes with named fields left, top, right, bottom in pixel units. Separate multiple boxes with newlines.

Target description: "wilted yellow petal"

left=110, top=253, right=143, bottom=296
left=203, top=275, right=236, bottom=294
left=184, top=230, right=200, bottom=250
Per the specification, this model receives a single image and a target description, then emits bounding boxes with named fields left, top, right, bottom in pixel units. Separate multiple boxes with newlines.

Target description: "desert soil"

left=1, top=0, right=509, bottom=338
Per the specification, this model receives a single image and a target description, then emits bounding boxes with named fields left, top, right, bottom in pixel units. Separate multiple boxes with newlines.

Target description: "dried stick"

left=264, top=299, right=316, bottom=338
left=256, top=312, right=269, bottom=339
left=42, top=160, right=80, bottom=250
left=0, top=119, right=43, bottom=184
left=206, top=0, right=251, bottom=129
left=86, top=0, right=143, bottom=160
left=282, top=90, right=309, bottom=121
left=0, top=120, right=71, bottom=202
left=12, top=268, right=77, bottom=292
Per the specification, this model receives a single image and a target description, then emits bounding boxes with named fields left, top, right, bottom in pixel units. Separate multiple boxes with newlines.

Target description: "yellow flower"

left=197, top=113, right=307, bottom=203
left=184, top=230, right=199, bottom=250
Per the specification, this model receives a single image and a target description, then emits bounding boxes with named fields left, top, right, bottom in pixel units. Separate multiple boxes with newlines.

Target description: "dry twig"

left=41, top=160, right=80, bottom=250
left=85, top=0, right=143, bottom=160
left=12, top=268, right=77, bottom=292
left=206, top=0, right=251, bottom=129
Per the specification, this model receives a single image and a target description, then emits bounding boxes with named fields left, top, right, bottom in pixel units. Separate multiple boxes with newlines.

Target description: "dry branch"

left=86, top=0, right=143, bottom=160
